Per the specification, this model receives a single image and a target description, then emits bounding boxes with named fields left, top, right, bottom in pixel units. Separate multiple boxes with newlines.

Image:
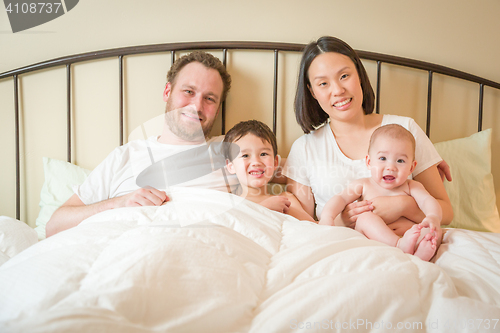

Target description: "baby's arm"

left=408, top=180, right=442, bottom=232
left=280, top=192, right=315, bottom=222
left=319, top=180, right=364, bottom=227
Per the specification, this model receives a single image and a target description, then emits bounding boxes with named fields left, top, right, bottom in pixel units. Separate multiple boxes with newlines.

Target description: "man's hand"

left=115, top=188, right=169, bottom=208
left=46, top=188, right=170, bottom=237
left=260, top=196, right=291, bottom=214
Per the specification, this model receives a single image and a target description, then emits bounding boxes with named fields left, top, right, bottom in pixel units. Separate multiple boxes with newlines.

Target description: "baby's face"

left=366, top=136, right=416, bottom=190
left=226, top=134, right=278, bottom=190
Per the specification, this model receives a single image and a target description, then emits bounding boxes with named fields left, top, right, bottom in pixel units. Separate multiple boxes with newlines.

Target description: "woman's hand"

left=338, top=200, right=373, bottom=228
left=371, top=195, right=425, bottom=224
left=437, top=160, right=452, bottom=182
left=338, top=195, right=426, bottom=228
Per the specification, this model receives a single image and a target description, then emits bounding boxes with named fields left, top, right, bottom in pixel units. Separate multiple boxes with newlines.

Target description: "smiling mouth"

left=383, top=175, right=395, bottom=181
left=182, top=112, right=202, bottom=121
left=333, top=98, right=352, bottom=107
left=249, top=171, right=264, bottom=176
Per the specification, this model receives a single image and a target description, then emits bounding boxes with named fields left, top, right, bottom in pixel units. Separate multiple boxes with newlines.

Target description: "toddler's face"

left=226, top=134, right=278, bottom=190
left=366, top=136, right=416, bottom=190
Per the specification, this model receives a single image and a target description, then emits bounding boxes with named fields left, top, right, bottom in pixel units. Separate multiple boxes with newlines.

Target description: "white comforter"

left=1, top=188, right=499, bottom=332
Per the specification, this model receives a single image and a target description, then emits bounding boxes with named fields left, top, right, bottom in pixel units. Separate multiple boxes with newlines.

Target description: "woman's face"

left=307, top=52, right=364, bottom=120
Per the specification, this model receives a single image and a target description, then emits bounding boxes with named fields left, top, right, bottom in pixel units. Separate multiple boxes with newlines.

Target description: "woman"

left=283, top=36, right=453, bottom=235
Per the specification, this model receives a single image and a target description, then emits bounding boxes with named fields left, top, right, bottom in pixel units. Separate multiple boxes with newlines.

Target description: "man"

left=46, top=51, right=233, bottom=237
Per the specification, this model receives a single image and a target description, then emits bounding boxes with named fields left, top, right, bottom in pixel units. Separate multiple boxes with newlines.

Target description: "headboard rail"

left=2, top=41, right=500, bottom=220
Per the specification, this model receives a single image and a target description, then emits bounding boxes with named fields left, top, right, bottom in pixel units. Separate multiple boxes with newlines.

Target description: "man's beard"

left=164, top=98, right=216, bottom=142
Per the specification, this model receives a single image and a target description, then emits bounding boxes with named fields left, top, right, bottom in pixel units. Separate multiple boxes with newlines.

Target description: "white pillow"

left=434, top=129, right=500, bottom=232
left=0, top=216, right=38, bottom=265
left=35, top=157, right=91, bottom=240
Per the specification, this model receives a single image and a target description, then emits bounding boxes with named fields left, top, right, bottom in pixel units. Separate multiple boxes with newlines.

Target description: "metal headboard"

left=1, top=41, right=500, bottom=220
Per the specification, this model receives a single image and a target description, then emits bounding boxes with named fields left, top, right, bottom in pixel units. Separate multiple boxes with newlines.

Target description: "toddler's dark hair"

left=223, top=120, right=277, bottom=160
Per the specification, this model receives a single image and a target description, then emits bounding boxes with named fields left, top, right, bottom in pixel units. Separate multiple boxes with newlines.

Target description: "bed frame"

left=1, top=41, right=500, bottom=221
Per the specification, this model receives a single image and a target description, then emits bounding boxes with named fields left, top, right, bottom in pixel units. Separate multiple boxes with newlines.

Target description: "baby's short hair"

left=368, top=124, right=416, bottom=159
left=223, top=120, right=277, bottom=160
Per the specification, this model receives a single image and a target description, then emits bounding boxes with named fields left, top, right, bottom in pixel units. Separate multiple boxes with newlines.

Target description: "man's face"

left=163, top=61, right=224, bottom=143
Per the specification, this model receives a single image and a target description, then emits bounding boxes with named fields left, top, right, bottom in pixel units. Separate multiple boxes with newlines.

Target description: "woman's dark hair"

left=295, top=36, right=375, bottom=133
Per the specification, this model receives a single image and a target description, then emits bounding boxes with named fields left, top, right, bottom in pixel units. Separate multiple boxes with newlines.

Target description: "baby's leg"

left=388, top=219, right=443, bottom=258
left=356, top=212, right=401, bottom=248
left=397, top=224, right=422, bottom=255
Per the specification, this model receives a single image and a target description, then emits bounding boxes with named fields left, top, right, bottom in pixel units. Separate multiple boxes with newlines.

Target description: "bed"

left=1, top=41, right=500, bottom=332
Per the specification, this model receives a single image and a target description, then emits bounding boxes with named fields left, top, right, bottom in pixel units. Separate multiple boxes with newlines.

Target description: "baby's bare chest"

left=360, top=182, right=410, bottom=201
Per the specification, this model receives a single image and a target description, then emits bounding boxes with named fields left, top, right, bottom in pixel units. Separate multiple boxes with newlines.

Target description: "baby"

left=223, top=120, right=314, bottom=222
left=319, top=124, right=442, bottom=261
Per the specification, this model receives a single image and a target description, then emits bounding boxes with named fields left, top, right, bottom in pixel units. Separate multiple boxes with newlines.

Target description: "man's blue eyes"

left=183, top=90, right=216, bottom=103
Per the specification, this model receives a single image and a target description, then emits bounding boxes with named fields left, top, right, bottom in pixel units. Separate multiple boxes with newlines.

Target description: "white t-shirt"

left=75, top=135, right=238, bottom=205
left=283, top=115, right=442, bottom=219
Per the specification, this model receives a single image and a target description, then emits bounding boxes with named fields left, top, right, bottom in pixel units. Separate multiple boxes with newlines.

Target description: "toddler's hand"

left=260, top=196, right=291, bottom=214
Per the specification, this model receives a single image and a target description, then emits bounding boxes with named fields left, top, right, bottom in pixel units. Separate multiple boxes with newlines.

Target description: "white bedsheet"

left=0, top=187, right=499, bottom=332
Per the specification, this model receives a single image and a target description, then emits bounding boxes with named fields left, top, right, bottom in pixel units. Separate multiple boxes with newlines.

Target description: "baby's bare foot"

left=413, top=233, right=437, bottom=261
left=397, top=224, right=421, bottom=255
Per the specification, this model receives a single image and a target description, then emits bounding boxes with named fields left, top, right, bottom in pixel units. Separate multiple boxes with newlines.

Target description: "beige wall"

left=1, top=0, right=499, bottom=83
left=1, top=0, right=500, bottom=226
